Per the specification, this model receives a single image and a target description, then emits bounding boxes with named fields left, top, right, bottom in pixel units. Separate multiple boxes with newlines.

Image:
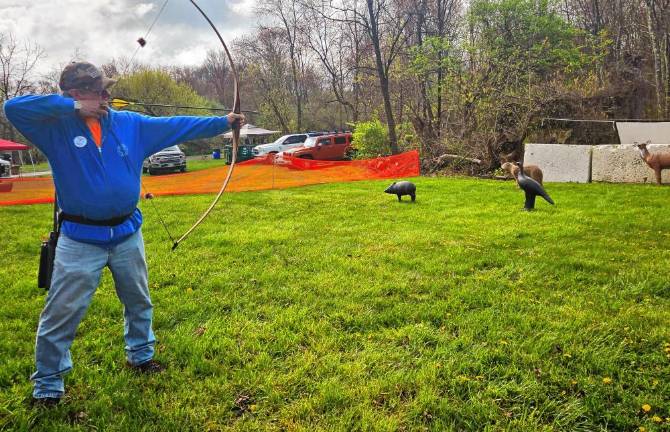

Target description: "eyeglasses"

left=78, top=88, right=110, bottom=99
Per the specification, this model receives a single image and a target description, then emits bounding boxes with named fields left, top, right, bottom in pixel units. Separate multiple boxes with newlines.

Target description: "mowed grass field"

left=1, top=177, right=669, bottom=431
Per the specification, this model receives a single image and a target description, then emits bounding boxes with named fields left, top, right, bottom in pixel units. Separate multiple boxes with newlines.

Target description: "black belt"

left=59, top=211, right=134, bottom=227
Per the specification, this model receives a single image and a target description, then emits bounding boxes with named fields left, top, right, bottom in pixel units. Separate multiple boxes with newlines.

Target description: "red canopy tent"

left=0, top=139, right=34, bottom=178
left=0, top=139, right=30, bottom=151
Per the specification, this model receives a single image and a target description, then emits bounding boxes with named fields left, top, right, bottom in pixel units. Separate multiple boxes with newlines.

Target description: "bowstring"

left=106, top=123, right=177, bottom=245
left=127, top=0, right=170, bottom=71
left=116, top=0, right=179, bottom=246
left=120, top=0, right=239, bottom=250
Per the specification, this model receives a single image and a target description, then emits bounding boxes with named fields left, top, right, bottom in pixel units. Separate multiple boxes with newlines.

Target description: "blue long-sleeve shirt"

left=3, top=94, right=230, bottom=245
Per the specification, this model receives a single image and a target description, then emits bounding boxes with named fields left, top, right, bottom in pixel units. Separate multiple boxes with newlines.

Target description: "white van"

left=252, top=133, right=324, bottom=156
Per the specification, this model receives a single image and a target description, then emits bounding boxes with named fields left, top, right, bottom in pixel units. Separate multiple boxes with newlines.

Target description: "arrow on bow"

left=110, top=98, right=257, bottom=114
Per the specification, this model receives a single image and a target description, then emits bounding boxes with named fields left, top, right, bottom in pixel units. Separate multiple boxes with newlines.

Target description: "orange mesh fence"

left=0, top=150, right=419, bottom=206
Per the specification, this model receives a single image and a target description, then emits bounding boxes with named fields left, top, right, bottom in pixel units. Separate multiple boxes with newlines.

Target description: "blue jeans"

left=31, top=230, right=155, bottom=399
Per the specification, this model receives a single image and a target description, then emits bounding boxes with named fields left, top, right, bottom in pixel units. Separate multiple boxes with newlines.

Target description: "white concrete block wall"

left=523, top=144, right=592, bottom=183
left=592, top=144, right=670, bottom=184
left=616, top=122, right=670, bottom=144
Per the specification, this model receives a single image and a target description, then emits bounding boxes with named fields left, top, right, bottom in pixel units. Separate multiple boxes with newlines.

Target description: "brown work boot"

left=31, top=397, right=61, bottom=408
left=128, top=359, right=166, bottom=374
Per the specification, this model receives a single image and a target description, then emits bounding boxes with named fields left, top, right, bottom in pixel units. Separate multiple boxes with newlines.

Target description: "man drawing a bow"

left=3, top=61, right=245, bottom=407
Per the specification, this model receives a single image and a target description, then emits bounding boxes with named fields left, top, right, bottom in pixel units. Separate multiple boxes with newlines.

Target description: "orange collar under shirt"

left=85, top=118, right=102, bottom=148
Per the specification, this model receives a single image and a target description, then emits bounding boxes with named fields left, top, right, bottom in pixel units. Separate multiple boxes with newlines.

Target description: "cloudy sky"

left=0, top=0, right=258, bottom=77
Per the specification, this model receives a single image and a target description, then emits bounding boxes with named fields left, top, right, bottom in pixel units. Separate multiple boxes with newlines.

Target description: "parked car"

left=283, top=133, right=355, bottom=160
left=252, top=132, right=324, bottom=156
left=143, top=145, right=187, bottom=175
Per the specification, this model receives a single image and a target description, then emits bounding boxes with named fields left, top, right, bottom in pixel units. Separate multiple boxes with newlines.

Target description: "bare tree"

left=301, top=0, right=359, bottom=122
left=0, top=33, right=44, bottom=101
left=642, top=0, right=670, bottom=117
left=0, top=33, right=45, bottom=141
left=169, top=51, right=232, bottom=107
left=318, top=0, right=410, bottom=153
left=237, top=30, right=294, bottom=133
left=203, top=49, right=230, bottom=105
left=405, top=0, right=461, bottom=145
left=257, top=0, right=309, bottom=130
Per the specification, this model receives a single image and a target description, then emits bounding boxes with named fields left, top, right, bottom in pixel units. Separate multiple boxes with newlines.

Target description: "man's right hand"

left=76, top=100, right=108, bottom=119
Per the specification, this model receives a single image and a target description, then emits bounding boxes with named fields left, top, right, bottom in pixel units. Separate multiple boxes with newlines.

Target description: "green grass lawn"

left=1, top=177, right=669, bottom=431
left=184, top=157, right=228, bottom=172
left=22, top=162, right=50, bottom=173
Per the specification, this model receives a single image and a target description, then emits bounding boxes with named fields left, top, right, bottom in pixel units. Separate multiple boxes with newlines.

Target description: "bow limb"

left=171, top=0, right=241, bottom=250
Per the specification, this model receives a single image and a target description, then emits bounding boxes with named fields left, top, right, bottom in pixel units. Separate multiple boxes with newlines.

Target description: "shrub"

left=351, top=119, right=388, bottom=158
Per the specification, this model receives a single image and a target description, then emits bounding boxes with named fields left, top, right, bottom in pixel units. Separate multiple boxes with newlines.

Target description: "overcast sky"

left=0, top=0, right=258, bottom=78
